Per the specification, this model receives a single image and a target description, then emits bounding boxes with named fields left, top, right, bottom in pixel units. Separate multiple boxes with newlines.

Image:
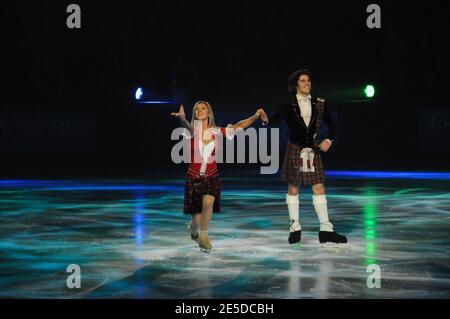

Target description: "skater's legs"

left=286, top=184, right=301, bottom=246
left=311, top=184, right=348, bottom=244
left=312, top=183, right=325, bottom=195
left=311, top=183, right=333, bottom=231
left=288, top=184, right=299, bottom=195
left=191, top=213, right=201, bottom=226
left=200, top=195, right=215, bottom=231
left=189, top=213, right=201, bottom=235
left=198, top=195, right=214, bottom=251
left=286, top=192, right=301, bottom=232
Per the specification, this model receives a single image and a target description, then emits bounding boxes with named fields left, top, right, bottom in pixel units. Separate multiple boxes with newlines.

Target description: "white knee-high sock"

left=286, top=194, right=301, bottom=232
left=312, top=195, right=334, bottom=232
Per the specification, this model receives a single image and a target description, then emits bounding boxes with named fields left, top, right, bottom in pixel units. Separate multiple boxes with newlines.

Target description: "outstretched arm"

left=228, top=108, right=265, bottom=130
left=171, top=104, right=193, bottom=133
left=259, top=103, right=288, bottom=126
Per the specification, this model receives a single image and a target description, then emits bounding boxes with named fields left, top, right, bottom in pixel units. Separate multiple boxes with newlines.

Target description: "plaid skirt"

left=282, top=141, right=325, bottom=186
left=183, top=173, right=221, bottom=215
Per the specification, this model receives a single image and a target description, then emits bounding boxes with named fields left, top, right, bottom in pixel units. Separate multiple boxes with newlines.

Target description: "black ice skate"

left=318, top=231, right=347, bottom=246
left=288, top=230, right=301, bottom=249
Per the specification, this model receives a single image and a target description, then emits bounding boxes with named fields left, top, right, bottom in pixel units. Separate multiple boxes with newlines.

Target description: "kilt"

left=282, top=141, right=325, bottom=186
left=183, top=172, right=221, bottom=215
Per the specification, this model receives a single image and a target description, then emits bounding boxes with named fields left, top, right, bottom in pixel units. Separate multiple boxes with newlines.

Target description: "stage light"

left=135, top=87, right=143, bottom=100
left=133, top=87, right=176, bottom=104
left=137, top=101, right=176, bottom=104
left=364, top=85, right=375, bottom=98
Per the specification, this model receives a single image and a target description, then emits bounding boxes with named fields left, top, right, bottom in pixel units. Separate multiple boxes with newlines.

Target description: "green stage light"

left=364, top=85, right=375, bottom=98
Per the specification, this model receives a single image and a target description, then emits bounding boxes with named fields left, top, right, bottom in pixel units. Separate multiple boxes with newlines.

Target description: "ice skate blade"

left=290, top=243, right=301, bottom=250
left=319, top=242, right=349, bottom=251
left=200, top=247, right=211, bottom=254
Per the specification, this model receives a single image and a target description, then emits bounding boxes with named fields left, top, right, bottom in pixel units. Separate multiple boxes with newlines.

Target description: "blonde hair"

left=191, top=101, right=217, bottom=128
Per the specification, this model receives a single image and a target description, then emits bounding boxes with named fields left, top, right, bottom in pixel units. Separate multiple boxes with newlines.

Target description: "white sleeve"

left=181, top=128, right=192, bottom=139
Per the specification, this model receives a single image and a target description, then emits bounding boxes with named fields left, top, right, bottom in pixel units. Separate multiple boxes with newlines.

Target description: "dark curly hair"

left=288, top=69, right=312, bottom=94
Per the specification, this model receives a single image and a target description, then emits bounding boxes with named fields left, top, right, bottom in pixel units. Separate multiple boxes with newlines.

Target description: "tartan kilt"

left=282, top=141, right=325, bottom=186
left=183, top=173, right=221, bottom=215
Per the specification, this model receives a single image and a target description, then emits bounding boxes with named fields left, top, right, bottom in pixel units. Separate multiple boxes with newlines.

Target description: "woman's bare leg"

left=198, top=195, right=215, bottom=251
left=191, top=213, right=201, bottom=226
left=189, top=213, right=201, bottom=236
left=200, top=195, right=215, bottom=231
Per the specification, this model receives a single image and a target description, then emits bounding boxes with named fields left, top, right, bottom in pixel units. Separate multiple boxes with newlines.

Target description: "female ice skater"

left=259, top=69, right=347, bottom=248
left=171, top=101, right=264, bottom=252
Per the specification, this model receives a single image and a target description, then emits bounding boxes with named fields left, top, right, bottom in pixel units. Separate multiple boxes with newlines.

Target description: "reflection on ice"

left=0, top=178, right=449, bottom=298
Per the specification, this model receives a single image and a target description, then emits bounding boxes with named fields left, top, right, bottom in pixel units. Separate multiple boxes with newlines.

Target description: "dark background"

left=1, top=1, right=449, bottom=177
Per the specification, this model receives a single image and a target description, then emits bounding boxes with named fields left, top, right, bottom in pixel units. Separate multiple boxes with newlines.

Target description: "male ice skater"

left=260, top=69, right=347, bottom=247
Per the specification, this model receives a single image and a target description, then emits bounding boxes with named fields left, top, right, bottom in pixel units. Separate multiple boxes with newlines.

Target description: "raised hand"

left=171, top=104, right=186, bottom=120
left=257, top=108, right=269, bottom=124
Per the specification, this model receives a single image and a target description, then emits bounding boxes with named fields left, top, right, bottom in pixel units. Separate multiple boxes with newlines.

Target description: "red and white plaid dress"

left=183, top=126, right=236, bottom=215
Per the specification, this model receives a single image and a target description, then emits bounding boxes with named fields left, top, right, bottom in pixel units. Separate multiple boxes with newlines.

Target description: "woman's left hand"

left=171, top=104, right=186, bottom=119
